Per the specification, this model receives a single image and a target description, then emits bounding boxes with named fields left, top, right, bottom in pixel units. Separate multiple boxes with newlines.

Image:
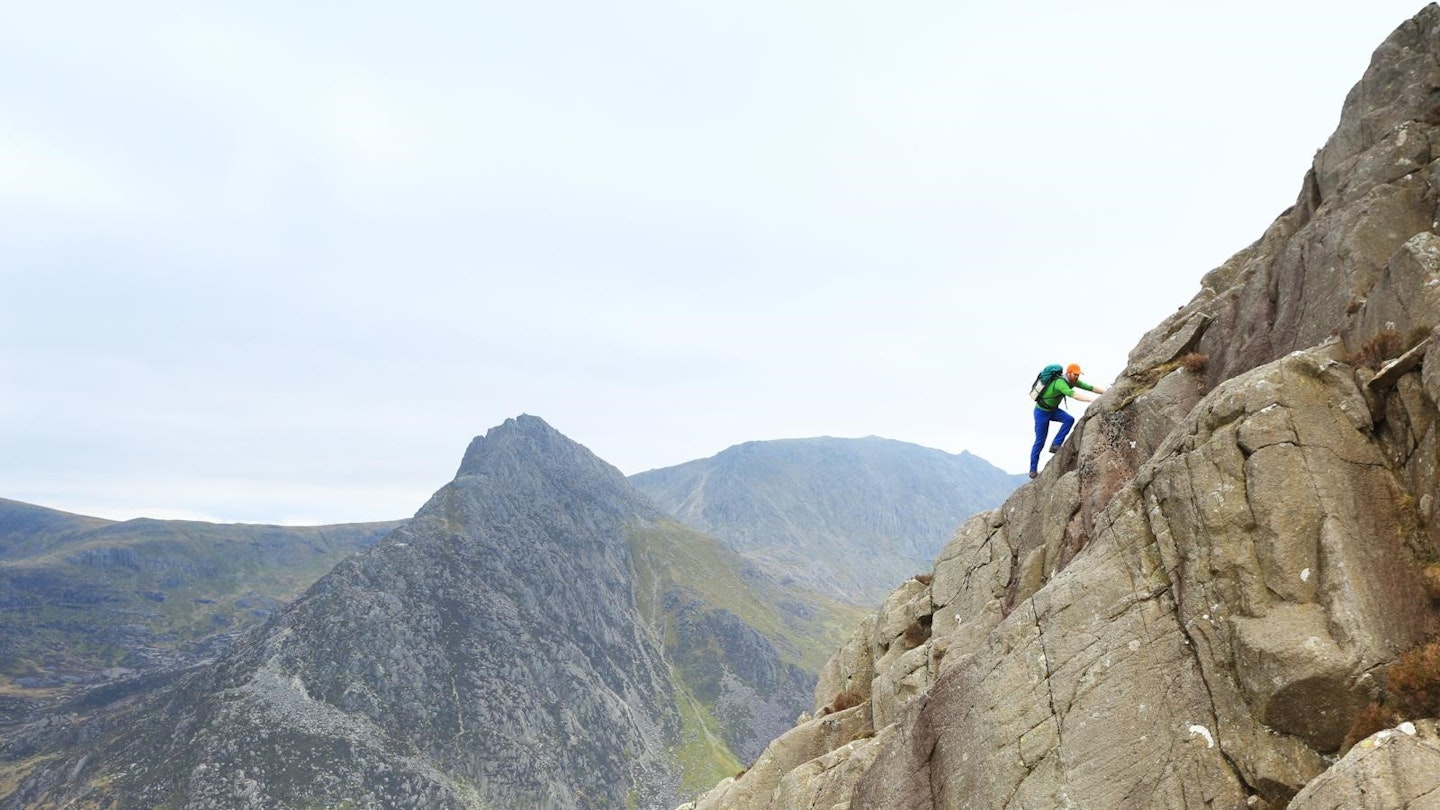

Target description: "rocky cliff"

left=631, top=437, right=1023, bottom=606
left=678, top=7, right=1440, bottom=809
left=0, top=416, right=858, bottom=809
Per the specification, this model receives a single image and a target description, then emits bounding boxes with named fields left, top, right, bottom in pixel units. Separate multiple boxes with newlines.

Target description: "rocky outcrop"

left=678, top=705, right=874, bottom=810
left=631, top=436, right=1024, bottom=606
left=681, top=335, right=1440, bottom=810
left=676, top=6, right=1440, bottom=809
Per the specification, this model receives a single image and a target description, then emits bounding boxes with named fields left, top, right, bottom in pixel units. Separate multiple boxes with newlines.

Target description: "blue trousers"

left=1030, top=407, right=1074, bottom=473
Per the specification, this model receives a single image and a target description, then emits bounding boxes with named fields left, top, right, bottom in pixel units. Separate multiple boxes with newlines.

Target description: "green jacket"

left=1036, top=377, right=1095, bottom=412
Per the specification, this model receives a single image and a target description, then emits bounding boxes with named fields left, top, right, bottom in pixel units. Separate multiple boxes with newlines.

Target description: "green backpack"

left=1029, top=364, right=1064, bottom=403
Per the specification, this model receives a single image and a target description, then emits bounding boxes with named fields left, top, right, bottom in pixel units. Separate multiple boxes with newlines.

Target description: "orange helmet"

left=1066, top=363, right=1082, bottom=376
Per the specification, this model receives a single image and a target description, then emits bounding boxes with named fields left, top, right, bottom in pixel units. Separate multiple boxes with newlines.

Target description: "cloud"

left=2, top=0, right=1432, bottom=522
left=0, top=127, right=153, bottom=212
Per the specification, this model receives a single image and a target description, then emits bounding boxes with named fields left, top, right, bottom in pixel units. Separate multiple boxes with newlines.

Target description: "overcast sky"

left=3, top=2, right=1432, bottom=524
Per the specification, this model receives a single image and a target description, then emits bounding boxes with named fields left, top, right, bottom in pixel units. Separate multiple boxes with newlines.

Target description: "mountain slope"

left=0, top=498, right=112, bottom=559
left=679, top=7, right=1440, bottom=809
left=0, top=416, right=860, bottom=809
left=631, top=436, right=1023, bottom=606
left=627, top=519, right=865, bottom=785
left=0, top=499, right=397, bottom=710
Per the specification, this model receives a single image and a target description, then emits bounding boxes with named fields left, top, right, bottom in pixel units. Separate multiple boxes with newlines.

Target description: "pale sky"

left=3, top=2, right=1431, bottom=524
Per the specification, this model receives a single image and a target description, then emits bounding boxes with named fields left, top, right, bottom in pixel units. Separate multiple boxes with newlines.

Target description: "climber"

left=1029, top=363, right=1106, bottom=479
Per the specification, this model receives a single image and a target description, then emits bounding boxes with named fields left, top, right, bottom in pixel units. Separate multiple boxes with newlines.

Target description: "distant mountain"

left=0, top=498, right=397, bottom=716
left=0, top=498, right=113, bottom=558
left=1, top=417, right=861, bottom=809
left=630, top=437, right=1024, bottom=605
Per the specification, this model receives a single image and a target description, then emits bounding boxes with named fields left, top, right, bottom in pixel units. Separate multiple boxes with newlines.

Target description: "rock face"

left=631, top=437, right=1024, bottom=606
left=677, top=7, right=1440, bottom=809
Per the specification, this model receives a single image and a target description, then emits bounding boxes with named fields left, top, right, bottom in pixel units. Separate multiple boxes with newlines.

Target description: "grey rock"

left=1291, top=720, right=1440, bottom=809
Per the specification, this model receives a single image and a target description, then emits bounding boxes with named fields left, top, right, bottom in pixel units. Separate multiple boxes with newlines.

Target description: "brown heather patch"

left=1340, top=636, right=1440, bottom=754
left=1179, top=352, right=1208, bottom=374
left=1345, top=327, right=1429, bottom=371
left=822, top=688, right=866, bottom=716
left=1422, top=564, right=1440, bottom=601
left=1386, top=637, right=1440, bottom=720
left=902, top=614, right=933, bottom=648
left=1346, top=330, right=1404, bottom=370
left=1341, top=702, right=1403, bottom=754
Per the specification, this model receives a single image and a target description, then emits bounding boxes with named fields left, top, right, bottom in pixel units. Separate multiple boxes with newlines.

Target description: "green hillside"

left=628, top=518, right=866, bottom=790
left=0, top=499, right=399, bottom=715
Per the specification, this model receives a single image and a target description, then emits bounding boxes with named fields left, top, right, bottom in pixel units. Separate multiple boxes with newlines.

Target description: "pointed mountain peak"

left=450, top=414, right=653, bottom=518
left=456, top=414, right=591, bottom=475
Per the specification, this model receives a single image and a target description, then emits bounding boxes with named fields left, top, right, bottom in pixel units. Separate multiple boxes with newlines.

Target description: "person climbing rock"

left=1029, top=363, right=1105, bottom=479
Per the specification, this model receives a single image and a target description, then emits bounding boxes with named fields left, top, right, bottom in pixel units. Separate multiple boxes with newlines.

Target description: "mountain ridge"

left=0, top=416, right=865, bottom=808
left=0, top=498, right=398, bottom=706
left=631, top=435, right=1023, bottom=605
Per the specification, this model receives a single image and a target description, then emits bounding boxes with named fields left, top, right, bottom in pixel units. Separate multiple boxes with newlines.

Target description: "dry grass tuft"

left=1341, top=702, right=1402, bottom=753
left=1386, top=637, right=1440, bottom=720
left=902, top=615, right=933, bottom=648
left=1346, top=330, right=1405, bottom=370
left=1179, top=352, right=1208, bottom=374
left=1340, top=636, right=1440, bottom=754
left=1422, top=564, right=1440, bottom=601
left=822, top=688, right=866, bottom=716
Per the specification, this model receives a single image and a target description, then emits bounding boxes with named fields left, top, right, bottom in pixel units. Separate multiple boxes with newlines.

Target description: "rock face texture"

left=677, top=7, right=1440, bottom=809
left=631, top=437, right=1024, bottom=606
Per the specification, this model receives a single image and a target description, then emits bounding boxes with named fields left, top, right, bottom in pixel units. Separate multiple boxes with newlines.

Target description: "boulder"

left=869, top=578, right=934, bottom=729
left=813, top=615, right=878, bottom=717
left=1290, top=720, right=1440, bottom=809
left=768, top=728, right=890, bottom=810
left=930, top=509, right=1008, bottom=664
left=692, top=705, right=871, bottom=810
